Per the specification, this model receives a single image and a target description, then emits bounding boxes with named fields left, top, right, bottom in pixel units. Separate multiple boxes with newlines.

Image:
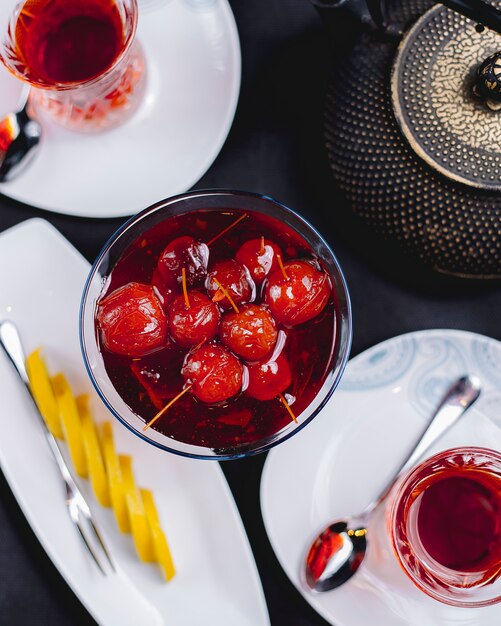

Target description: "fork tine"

left=87, top=516, right=116, bottom=572
left=71, top=487, right=114, bottom=573
left=75, top=517, right=107, bottom=576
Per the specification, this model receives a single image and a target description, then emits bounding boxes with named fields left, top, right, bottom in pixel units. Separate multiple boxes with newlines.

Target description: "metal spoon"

left=0, top=87, right=41, bottom=183
left=303, top=375, right=481, bottom=593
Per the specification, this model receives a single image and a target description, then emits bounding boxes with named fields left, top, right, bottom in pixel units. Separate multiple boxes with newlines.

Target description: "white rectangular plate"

left=0, top=218, right=269, bottom=626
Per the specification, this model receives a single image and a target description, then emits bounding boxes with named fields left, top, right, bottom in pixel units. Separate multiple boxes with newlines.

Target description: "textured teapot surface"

left=325, top=0, right=501, bottom=278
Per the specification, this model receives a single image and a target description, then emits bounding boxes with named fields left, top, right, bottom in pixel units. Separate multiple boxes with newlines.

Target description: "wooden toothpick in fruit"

left=279, top=393, right=297, bottom=424
left=211, top=277, right=240, bottom=314
left=277, top=254, right=289, bottom=281
left=206, top=213, right=248, bottom=246
left=143, top=385, right=193, bottom=432
left=181, top=267, right=190, bottom=309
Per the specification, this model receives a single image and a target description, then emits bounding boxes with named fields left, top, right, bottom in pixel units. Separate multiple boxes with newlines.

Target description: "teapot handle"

left=309, top=0, right=386, bottom=32
left=441, top=0, right=501, bottom=35
left=310, top=0, right=501, bottom=36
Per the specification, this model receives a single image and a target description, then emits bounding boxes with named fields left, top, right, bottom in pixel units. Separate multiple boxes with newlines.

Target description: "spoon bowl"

left=305, top=519, right=368, bottom=592
left=0, top=89, right=41, bottom=183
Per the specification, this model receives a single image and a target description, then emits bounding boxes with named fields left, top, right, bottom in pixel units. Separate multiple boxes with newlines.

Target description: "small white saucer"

left=261, top=329, right=501, bottom=626
left=0, top=0, right=241, bottom=217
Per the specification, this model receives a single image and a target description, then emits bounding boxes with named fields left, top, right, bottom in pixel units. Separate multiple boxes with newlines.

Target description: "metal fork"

left=0, top=320, right=114, bottom=575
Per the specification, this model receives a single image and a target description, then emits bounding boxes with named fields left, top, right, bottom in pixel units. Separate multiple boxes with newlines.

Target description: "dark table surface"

left=0, top=1, right=500, bottom=625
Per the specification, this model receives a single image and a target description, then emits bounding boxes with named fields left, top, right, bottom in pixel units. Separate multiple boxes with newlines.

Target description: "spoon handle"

left=16, top=86, right=31, bottom=121
left=368, top=375, right=481, bottom=513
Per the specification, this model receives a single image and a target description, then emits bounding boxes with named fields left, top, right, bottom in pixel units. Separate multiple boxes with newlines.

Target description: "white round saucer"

left=261, top=329, right=501, bottom=626
left=0, top=0, right=241, bottom=218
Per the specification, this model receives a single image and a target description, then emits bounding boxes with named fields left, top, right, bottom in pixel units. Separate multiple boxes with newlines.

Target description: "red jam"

left=96, top=209, right=337, bottom=451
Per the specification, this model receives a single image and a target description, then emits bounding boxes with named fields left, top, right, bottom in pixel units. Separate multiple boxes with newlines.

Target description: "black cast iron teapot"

left=311, top=0, right=501, bottom=279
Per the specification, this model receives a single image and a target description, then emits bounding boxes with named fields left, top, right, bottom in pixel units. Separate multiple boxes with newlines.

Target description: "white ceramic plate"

left=261, top=329, right=501, bottom=626
left=0, top=218, right=269, bottom=626
left=0, top=0, right=241, bottom=217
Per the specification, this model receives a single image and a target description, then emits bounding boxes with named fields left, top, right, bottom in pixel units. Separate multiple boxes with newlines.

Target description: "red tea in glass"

left=94, top=208, right=338, bottom=453
left=0, top=0, right=145, bottom=131
left=14, top=0, right=124, bottom=84
left=390, top=447, right=501, bottom=607
left=417, top=473, right=500, bottom=574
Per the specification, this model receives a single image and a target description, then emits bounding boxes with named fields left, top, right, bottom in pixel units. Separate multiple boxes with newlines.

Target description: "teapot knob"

left=474, top=51, right=501, bottom=110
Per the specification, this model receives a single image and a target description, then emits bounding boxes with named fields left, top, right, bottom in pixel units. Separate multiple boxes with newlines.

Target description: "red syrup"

left=416, top=472, right=501, bottom=574
left=14, top=0, right=123, bottom=85
left=97, top=209, right=338, bottom=452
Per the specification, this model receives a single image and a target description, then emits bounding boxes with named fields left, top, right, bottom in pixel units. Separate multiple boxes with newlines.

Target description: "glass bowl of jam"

left=80, top=190, right=352, bottom=459
left=389, top=447, right=501, bottom=607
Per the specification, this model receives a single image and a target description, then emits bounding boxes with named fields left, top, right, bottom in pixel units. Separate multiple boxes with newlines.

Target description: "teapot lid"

left=392, top=4, right=501, bottom=190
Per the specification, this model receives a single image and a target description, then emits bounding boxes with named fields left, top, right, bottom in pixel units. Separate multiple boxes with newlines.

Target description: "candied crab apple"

left=168, top=290, right=220, bottom=348
left=265, top=260, right=330, bottom=326
left=155, top=236, right=209, bottom=290
left=206, top=259, right=253, bottom=310
left=97, top=282, right=167, bottom=357
left=246, top=353, right=292, bottom=401
left=219, top=304, right=277, bottom=361
left=182, top=344, right=244, bottom=404
left=235, top=238, right=282, bottom=285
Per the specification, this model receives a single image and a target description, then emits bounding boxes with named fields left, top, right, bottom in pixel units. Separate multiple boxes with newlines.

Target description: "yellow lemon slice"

left=141, top=489, right=176, bottom=581
left=76, top=395, right=110, bottom=507
left=101, top=422, right=130, bottom=533
left=26, top=349, right=63, bottom=439
left=51, top=373, right=87, bottom=477
left=119, top=455, right=155, bottom=563
left=26, top=350, right=175, bottom=579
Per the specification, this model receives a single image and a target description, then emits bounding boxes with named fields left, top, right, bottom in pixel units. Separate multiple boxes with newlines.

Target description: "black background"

left=0, top=0, right=499, bottom=624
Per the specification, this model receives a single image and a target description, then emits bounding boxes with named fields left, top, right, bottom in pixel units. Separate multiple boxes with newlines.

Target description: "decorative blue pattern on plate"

left=183, top=0, right=217, bottom=9
left=409, top=337, right=469, bottom=417
left=472, top=337, right=501, bottom=389
left=340, top=337, right=417, bottom=391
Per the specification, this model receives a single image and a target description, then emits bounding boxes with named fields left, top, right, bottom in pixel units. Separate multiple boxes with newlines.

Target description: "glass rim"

left=0, top=0, right=138, bottom=91
left=389, top=446, right=501, bottom=608
left=79, top=189, right=353, bottom=460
